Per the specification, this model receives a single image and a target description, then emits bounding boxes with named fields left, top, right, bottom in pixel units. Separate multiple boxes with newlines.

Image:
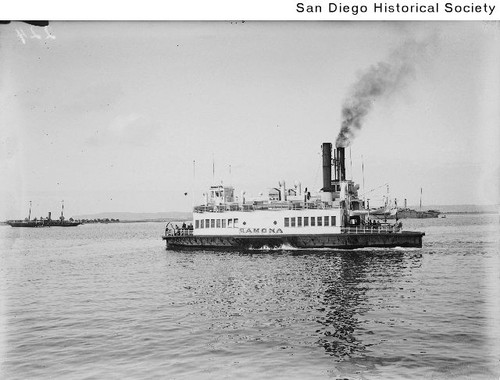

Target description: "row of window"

left=194, top=215, right=336, bottom=229
left=284, top=216, right=336, bottom=227
left=195, top=218, right=239, bottom=229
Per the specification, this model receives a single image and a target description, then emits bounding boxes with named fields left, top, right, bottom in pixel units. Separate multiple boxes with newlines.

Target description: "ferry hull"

left=162, top=232, right=424, bottom=250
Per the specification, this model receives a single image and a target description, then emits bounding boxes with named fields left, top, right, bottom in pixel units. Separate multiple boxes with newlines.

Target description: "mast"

left=28, top=201, right=32, bottom=221
left=361, top=156, right=365, bottom=206
left=60, top=200, right=64, bottom=220
left=349, top=147, right=353, bottom=180
left=419, top=188, right=422, bottom=211
left=385, top=184, right=390, bottom=208
left=192, top=160, right=196, bottom=208
left=212, top=153, right=215, bottom=184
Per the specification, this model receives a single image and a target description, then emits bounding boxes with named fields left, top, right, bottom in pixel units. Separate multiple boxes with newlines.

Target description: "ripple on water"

left=1, top=216, right=499, bottom=379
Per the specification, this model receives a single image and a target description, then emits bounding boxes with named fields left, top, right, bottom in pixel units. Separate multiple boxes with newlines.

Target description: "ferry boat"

left=162, top=143, right=424, bottom=250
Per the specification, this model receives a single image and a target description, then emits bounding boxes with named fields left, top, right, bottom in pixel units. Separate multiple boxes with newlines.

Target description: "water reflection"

left=311, top=250, right=421, bottom=359
left=171, top=248, right=423, bottom=362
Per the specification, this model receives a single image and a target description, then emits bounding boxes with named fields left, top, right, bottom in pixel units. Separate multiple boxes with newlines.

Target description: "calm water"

left=1, top=214, right=499, bottom=379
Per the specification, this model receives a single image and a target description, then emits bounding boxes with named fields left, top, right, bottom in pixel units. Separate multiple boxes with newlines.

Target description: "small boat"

left=162, top=143, right=424, bottom=250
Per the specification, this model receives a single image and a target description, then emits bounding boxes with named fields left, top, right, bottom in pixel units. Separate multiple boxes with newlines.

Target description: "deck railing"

left=164, top=226, right=401, bottom=236
left=164, top=229, right=194, bottom=237
left=341, top=225, right=401, bottom=234
left=194, top=202, right=339, bottom=213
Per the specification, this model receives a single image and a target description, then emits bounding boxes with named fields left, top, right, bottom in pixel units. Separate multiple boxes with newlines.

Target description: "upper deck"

left=193, top=200, right=341, bottom=214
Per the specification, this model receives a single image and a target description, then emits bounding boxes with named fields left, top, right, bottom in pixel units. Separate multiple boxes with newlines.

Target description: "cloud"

left=85, top=113, right=161, bottom=147
left=60, top=81, right=125, bottom=113
left=14, top=80, right=125, bottom=116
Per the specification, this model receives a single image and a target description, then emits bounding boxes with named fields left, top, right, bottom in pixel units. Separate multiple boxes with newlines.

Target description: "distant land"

left=72, top=205, right=499, bottom=222
left=1, top=205, right=497, bottom=225
left=73, top=211, right=192, bottom=222
left=406, top=204, right=499, bottom=214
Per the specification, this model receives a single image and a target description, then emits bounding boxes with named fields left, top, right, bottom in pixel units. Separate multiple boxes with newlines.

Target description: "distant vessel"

left=370, top=194, right=440, bottom=220
left=162, top=143, right=425, bottom=250
left=396, top=208, right=440, bottom=219
left=6, top=201, right=81, bottom=227
left=398, top=190, right=440, bottom=219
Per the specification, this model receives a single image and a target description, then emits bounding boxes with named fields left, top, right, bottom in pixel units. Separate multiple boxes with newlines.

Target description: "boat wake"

left=248, top=244, right=422, bottom=252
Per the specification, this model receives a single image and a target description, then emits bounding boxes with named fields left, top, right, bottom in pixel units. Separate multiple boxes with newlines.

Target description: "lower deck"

left=162, top=231, right=424, bottom=250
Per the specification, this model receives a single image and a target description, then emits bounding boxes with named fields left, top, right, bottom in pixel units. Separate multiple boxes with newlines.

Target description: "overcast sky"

left=0, top=21, right=498, bottom=219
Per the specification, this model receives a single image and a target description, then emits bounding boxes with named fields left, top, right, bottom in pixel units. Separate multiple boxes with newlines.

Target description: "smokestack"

left=336, top=147, right=346, bottom=181
left=322, top=143, right=332, bottom=192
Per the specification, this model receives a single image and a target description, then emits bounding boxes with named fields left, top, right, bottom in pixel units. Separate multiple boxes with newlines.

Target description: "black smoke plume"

left=336, top=38, right=431, bottom=148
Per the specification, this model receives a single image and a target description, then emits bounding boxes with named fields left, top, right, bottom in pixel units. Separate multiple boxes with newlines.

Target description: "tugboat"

left=162, top=143, right=424, bottom=250
left=6, top=201, right=81, bottom=227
